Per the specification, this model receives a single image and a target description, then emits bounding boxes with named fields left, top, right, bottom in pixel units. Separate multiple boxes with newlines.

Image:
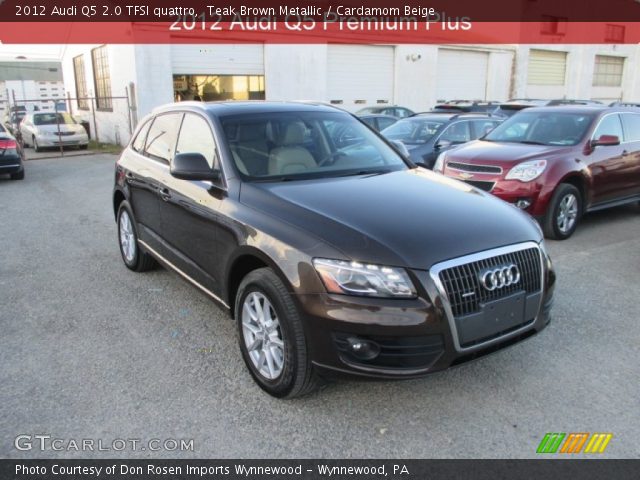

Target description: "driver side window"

left=592, top=114, right=623, bottom=142
left=176, top=113, right=217, bottom=168
left=439, top=122, right=471, bottom=144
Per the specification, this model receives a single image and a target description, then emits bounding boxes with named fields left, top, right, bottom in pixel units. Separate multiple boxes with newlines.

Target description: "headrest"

left=280, top=122, right=306, bottom=146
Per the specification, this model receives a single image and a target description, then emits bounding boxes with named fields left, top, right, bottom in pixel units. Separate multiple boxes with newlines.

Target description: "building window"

left=91, top=45, right=112, bottom=110
left=540, top=15, right=567, bottom=35
left=73, top=55, right=89, bottom=110
left=527, top=49, right=567, bottom=86
left=605, top=24, right=625, bottom=43
left=173, top=74, right=265, bottom=102
left=593, top=55, right=625, bottom=87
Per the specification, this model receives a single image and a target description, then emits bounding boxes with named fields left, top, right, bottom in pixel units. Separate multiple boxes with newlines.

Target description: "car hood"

left=447, top=140, right=572, bottom=165
left=239, top=168, right=541, bottom=269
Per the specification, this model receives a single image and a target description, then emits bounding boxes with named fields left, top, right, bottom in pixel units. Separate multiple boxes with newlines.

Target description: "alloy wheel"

left=241, top=292, right=285, bottom=380
left=556, top=193, right=578, bottom=234
left=119, top=210, right=136, bottom=263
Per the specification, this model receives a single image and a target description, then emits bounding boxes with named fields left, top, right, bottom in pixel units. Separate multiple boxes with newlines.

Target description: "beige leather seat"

left=268, top=122, right=317, bottom=175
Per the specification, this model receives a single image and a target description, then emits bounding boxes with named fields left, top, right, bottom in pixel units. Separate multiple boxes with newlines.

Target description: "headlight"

left=505, top=160, right=547, bottom=182
left=433, top=152, right=446, bottom=173
left=312, top=258, right=416, bottom=298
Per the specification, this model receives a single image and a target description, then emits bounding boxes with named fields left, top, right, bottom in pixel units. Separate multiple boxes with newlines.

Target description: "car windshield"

left=33, top=113, right=76, bottom=126
left=381, top=118, right=445, bottom=144
left=483, top=111, right=595, bottom=146
left=221, top=111, right=407, bottom=181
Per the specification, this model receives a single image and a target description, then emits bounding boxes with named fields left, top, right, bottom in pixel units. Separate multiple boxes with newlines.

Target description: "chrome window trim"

left=428, top=241, right=544, bottom=353
left=139, top=239, right=230, bottom=309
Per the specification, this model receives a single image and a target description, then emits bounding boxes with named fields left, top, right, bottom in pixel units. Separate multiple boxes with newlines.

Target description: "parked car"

left=359, top=114, right=398, bottom=132
left=3, top=110, right=26, bottom=136
left=356, top=105, right=414, bottom=118
left=493, top=99, right=604, bottom=118
left=20, top=112, right=89, bottom=152
left=380, top=113, right=502, bottom=168
left=610, top=101, right=640, bottom=108
left=433, top=101, right=501, bottom=114
left=0, top=123, right=25, bottom=180
left=434, top=106, right=640, bottom=239
left=113, top=101, right=555, bottom=397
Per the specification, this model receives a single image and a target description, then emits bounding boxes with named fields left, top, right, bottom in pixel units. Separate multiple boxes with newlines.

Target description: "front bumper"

left=297, top=243, right=555, bottom=380
left=36, top=132, right=88, bottom=147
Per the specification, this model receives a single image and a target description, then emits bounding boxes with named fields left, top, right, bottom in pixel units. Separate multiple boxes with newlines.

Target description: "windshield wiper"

left=336, top=169, right=391, bottom=178
left=517, top=140, right=547, bottom=145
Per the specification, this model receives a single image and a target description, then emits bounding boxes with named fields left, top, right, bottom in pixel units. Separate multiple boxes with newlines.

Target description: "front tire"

left=116, top=201, right=156, bottom=272
left=33, top=136, right=41, bottom=152
left=235, top=268, right=323, bottom=398
left=543, top=183, right=582, bottom=240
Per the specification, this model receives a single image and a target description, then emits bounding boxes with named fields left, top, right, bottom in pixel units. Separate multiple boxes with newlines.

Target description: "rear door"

left=127, top=113, right=181, bottom=252
left=159, top=112, right=225, bottom=296
left=620, top=112, right=640, bottom=196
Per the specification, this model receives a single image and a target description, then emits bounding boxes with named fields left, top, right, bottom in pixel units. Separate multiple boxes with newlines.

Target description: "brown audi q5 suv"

left=113, top=102, right=555, bottom=397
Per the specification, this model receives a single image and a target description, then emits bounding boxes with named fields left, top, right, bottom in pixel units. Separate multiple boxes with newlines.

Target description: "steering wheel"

left=317, top=151, right=346, bottom=167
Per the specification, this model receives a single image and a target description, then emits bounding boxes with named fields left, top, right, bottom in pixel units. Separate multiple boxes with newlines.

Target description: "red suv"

left=434, top=106, right=640, bottom=239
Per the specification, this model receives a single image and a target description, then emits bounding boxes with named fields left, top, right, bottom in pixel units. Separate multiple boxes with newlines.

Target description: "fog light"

left=346, top=337, right=380, bottom=360
left=515, top=199, right=531, bottom=209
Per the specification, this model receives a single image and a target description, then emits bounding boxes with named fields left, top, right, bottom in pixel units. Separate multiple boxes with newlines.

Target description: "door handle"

left=621, top=150, right=629, bottom=157
left=159, top=187, right=172, bottom=201
left=125, top=172, right=134, bottom=183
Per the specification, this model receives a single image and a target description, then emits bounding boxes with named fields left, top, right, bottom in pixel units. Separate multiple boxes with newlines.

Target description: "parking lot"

left=1, top=154, right=638, bottom=459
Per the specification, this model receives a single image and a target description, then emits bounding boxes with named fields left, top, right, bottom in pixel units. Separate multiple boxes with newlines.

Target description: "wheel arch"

left=557, top=172, right=588, bottom=212
left=113, top=188, right=127, bottom=221
left=225, top=247, right=295, bottom=319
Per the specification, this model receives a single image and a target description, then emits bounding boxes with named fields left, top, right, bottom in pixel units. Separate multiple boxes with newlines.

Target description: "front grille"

left=53, top=131, right=75, bottom=136
left=438, top=247, right=541, bottom=318
left=447, top=162, right=502, bottom=174
left=463, top=180, right=495, bottom=192
left=334, top=333, right=444, bottom=370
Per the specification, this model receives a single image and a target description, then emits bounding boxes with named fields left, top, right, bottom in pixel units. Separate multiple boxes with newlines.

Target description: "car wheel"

left=10, top=169, right=24, bottom=180
left=544, top=184, right=582, bottom=240
left=235, top=268, right=324, bottom=398
left=79, top=144, right=88, bottom=150
left=117, top=201, right=156, bottom=272
left=33, top=136, right=41, bottom=152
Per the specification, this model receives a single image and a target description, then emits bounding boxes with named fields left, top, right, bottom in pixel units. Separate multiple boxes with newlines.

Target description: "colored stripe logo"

left=537, top=433, right=612, bottom=454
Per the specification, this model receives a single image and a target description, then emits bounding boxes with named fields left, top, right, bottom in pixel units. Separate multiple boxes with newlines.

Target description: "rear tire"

left=543, top=183, right=582, bottom=240
left=235, top=268, right=324, bottom=398
left=33, top=136, right=41, bottom=153
left=116, top=201, right=156, bottom=272
left=10, top=169, right=24, bottom=180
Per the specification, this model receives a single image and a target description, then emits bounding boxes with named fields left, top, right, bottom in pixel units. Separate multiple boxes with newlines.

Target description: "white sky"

left=0, top=45, right=65, bottom=61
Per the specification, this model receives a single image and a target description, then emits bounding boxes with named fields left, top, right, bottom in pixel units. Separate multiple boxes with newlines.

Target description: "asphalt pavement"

left=1, top=155, right=638, bottom=459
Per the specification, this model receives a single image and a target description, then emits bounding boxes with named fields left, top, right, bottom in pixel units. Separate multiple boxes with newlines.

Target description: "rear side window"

left=593, top=114, right=623, bottom=141
left=131, top=119, right=152, bottom=152
left=621, top=113, right=640, bottom=142
left=175, top=113, right=217, bottom=168
left=472, top=120, right=500, bottom=138
left=145, top=113, right=183, bottom=163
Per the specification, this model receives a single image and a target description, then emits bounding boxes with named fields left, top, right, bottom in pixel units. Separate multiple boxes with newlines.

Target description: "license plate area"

left=454, top=291, right=540, bottom=347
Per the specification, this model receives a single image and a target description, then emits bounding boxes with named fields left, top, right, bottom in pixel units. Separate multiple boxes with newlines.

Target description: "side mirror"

left=591, top=134, right=620, bottom=147
left=170, top=152, right=221, bottom=181
left=435, top=139, right=452, bottom=150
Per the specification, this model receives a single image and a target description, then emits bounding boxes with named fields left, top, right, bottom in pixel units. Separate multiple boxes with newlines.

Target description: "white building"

left=0, top=60, right=65, bottom=118
left=61, top=40, right=640, bottom=146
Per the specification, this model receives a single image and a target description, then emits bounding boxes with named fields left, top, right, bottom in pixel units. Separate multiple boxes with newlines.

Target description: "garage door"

left=170, top=44, right=264, bottom=75
left=527, top=50, right=567, bottom=85
left=436, top=49, right=489, bottom=102
left=327, top=45, right=394, bottom=111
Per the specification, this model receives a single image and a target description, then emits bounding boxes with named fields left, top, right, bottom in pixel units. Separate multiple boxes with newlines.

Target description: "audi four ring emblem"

left=479, top=264, right=521, bottom=291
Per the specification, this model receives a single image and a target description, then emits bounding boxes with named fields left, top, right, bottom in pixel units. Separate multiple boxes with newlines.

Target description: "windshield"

left=381, top=118, right=445, bottom=144
left=484, top=111, right=595, bottom=146
left=221, top=111, right=407, bottom=181
left=33, top=113, right=77, bottom=126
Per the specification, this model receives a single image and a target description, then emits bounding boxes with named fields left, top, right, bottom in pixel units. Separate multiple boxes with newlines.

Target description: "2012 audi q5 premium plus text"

left=113, top=102, right=555, bottom=398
